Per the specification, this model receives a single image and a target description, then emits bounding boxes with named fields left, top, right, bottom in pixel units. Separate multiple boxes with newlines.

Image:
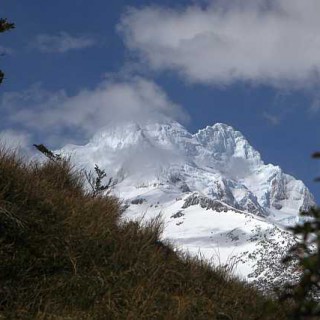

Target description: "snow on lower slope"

left=118, top=181, right=296, bottom=286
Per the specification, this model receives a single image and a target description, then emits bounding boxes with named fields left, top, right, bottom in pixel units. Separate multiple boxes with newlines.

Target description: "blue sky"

left=1, top=0, right=320, bottom=201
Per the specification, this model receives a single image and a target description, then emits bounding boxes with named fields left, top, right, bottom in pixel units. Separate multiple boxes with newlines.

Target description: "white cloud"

left=33, top=32, right=96, bottom=53
left=0, top=45, right=14, bottom=55
left=0, top=78, right=187, bottom=148
left=263, top=112, right=280, bottom=125
left=118, top=0, right=320, bottom=88
left=310, top=97, right=320, bottom=113
left=0, top=129, right=32, bottom=156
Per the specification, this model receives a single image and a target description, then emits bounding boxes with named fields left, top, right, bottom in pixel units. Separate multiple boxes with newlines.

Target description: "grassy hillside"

left=0, top=149, right=289, bottom=319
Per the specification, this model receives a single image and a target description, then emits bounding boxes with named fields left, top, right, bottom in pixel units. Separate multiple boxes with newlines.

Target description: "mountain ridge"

left=60, top=119, right=315, bottom=218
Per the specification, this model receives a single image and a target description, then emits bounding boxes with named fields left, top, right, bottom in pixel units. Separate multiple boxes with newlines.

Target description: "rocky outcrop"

left=182, top=193, right=242, bottom=213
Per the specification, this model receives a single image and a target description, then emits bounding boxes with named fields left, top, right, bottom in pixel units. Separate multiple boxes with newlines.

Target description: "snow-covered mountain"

left=60, top=119, right=315, bottom=289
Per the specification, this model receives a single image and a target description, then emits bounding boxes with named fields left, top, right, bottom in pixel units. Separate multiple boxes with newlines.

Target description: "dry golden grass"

left=0, top=149, right=289, bottom=319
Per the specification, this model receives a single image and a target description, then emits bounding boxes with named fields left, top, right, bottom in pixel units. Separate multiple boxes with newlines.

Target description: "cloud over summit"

left=119, top=0, right=320, bottom=88
left=0, top=78, right=186, bottom=150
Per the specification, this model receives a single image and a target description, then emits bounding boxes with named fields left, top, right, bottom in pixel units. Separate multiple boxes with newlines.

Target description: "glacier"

left=59, top=119, right=315, bottom=289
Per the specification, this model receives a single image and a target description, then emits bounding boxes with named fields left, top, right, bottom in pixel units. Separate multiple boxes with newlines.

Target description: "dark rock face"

left=171, top=211, right=185, bottom=219
left=131, top=198, right=146, bottom=205
left=182, top=193, right=241, bottom=213
left=209, top=180, right=238, bottom=208
left=238, top=192, right=268, bottom=217
left=270, top=173, right=288, bottom=210
left=182, top=191, right=267, bottom=216
left=207, top=179, right=267, bottom=216
left=269, top=171, right=316, bottom=213
left=300, top=188, right=316, bottom=212
left=180, top=183, right=191, bottom=193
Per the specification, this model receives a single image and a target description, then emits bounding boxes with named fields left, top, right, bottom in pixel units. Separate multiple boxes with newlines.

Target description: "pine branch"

left=0, top=18, right=15, bottom=33
left=33, top=144, right=62, bottom=162
left=84, top=164, right=116, bottom=197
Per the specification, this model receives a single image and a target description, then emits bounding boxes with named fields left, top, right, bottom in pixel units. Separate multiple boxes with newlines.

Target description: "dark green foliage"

left=0, top=18, right=14, bottom=85
left=33, top=144, right=62, bottom=162
left=280, top=153, right=320, bottom=319
left=282, top=207, right=320, bottom=319
left=0, top=149, right=288, bottom=319
left=0, top=70, right=4, bottom=85
left=312, top=152, right=320, bottom=182
left=0, top=18, right=15, bottom=33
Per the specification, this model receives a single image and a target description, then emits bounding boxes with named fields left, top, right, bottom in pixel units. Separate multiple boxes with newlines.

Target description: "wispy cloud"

left=119, top=0, right=320, bottom=88
left=32, top=32, right=97, bottom=53
left=309, top=94, right=320, bottom=113
left=0, top=45, right=14, bottom=55
left=0, top=78, right=187, bottom=149
left=263, top=112, right=281, bottom=125
left=0, top=129, right=32, bottom=156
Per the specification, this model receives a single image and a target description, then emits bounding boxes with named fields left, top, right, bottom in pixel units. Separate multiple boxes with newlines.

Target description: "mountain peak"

left=194, top=122, right=262, bottom=165
left=212, top=122, right=237, bottom=130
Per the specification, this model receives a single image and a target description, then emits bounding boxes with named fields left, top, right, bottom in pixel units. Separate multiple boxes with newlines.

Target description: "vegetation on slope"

left=0, top=149, right=289, bottom=319
left=0, top=18, right=15, bottom=84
